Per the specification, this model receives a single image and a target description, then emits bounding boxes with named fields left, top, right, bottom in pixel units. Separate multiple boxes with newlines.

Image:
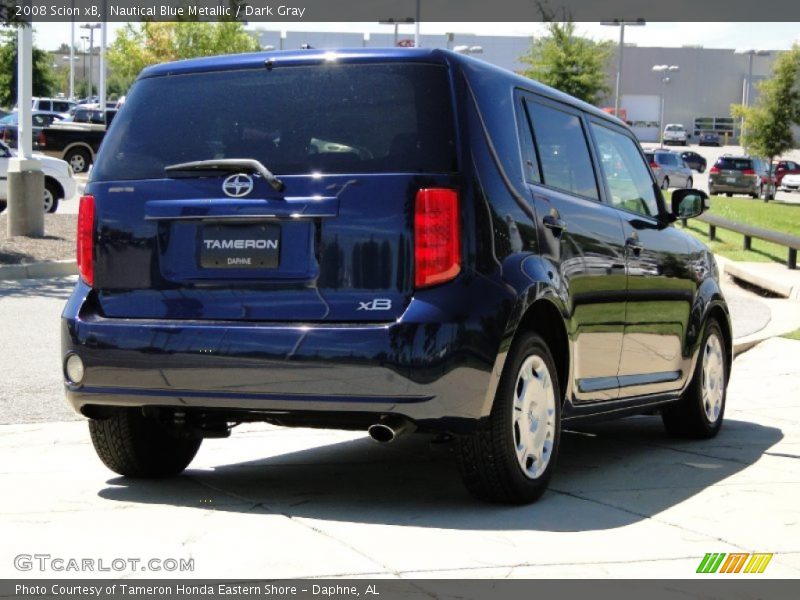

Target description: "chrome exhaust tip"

left=367, top=417, right=415, bottom=443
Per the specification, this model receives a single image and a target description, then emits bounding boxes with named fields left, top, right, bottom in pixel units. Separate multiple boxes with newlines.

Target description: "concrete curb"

left=0, top=259, right=76, bottom=281
left=725, top=262, right=797, bottom=300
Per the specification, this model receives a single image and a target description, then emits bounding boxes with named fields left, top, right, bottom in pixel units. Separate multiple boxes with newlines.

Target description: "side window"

left=525, top=100, right=599, bottom=200
left=591, top=123, right=661, bottom=218
left=516, top=98, right=541, bottom=184
left=39, top=100, right=51, bottom=111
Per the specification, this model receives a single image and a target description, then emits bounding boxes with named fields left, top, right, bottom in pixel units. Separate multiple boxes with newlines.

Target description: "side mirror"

left=671, top=189, right=709, bottom=220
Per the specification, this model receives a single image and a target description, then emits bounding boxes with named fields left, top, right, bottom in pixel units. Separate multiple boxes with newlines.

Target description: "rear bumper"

left=708, top=181, right=757, bottom=194
left=61, top=282, right=504, bottom=432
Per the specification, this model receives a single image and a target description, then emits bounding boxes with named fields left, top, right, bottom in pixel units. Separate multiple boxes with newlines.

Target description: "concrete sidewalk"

left=2, top=337, right=799, bottom=579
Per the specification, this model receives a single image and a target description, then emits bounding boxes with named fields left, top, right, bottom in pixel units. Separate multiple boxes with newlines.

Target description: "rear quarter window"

left=92, top=63, right=458, bottom=181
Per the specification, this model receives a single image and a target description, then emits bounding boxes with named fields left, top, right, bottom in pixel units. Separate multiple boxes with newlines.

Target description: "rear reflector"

left=77, top=195, right=95, bottom=287
left=414, top=188, right=461, bottom=289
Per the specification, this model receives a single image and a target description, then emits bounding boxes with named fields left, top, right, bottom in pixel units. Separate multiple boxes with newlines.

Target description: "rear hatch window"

left=93, top=63, right=457, bottom=181
left=714, top=158, right=752, bottom=171
left=88, top=61, right=459, bottom=323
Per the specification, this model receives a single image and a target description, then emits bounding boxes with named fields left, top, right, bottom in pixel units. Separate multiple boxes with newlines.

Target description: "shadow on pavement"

left=0, top=277, right=75, bottom=299
left=98, top=416, right=782, bottom=531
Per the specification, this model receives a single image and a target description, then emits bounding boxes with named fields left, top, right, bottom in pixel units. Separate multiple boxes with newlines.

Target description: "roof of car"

left=139, top=47, right=621, bottom=127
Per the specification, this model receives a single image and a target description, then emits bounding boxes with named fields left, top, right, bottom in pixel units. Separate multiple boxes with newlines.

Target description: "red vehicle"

left=774, top=160, right=800, bottom=186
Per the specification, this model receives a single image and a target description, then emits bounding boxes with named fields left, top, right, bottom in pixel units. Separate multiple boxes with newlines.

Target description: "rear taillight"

left=77, top=195, right=95, bottom=287
left=709, top=166, right=720, bottom=174
left=36, top=130, right=46, bottom=147
left=649, top=161, right=660, bottom=171
left=414, top=188, right=461, bottom=289
left=742, top=169, right=756, bottom=176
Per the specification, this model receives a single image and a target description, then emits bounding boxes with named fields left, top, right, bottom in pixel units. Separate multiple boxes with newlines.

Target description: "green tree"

left=108, top=22, right=261, bottom=90
left=0, top=29, right=54, bottom=108
left=731, top=43, right=800, bottom=200
left=519, top=21, right=614, bottom=105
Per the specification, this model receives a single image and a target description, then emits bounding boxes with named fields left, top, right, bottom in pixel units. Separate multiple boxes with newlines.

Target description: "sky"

left=29, top=21, right=800, bottom=52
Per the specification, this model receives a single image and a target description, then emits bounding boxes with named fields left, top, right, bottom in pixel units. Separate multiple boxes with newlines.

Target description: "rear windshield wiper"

left=164, top=159, right=285, bottom=192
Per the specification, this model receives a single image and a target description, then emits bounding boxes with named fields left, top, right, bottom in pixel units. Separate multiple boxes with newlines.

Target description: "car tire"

left=662, top=320, right=727, bottom=439
left=726, top=193, right=733, bottom=197
left=686, top=177, right=693, bottom=188
left=89, top=408, right=202, bottom=478
left=0, top=200, right=5, bottom=213
left=699, top=166, right=705, bottom=174
left=661, top=177, right=670, bottom=190
left=43, top=179, right=60, bottom=213
left=456, top=331, right=561, bottom=505
left=65, top=148, right=91, bottom=174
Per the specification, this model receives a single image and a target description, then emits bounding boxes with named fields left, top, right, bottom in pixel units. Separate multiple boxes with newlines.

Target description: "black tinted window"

left=715, top=158, right=752, bottom=170
left=526, top=101, right=598, bottom=200
left=93, top=64, right=457, bottom=181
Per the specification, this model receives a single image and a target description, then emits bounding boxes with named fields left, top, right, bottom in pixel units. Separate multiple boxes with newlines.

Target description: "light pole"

left=80, top=35, right=88, bottom=90
left=601, top=19, right=646, bottom=119
left=414, top=0, right=420, bottom=47
left=80, top=23, right=100, bottom=99
left=69, top=1, right=75, bottom=100
left=652, top=65, right=679, bottom=147
left=734, top=49, right=770, bottom=139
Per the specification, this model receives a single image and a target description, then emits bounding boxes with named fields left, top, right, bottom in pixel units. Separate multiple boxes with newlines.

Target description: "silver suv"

left=645, top=150, right=693, bottom=190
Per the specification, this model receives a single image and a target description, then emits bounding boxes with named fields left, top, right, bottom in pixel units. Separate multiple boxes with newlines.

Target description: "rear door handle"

left=543, top=215, right=566, bottom=232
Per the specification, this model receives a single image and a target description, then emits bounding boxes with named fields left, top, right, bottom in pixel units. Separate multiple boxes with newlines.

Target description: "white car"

left=663, top=123, right=688, bottom=145
left=0, top=141, right=76, bottom=213
left=779, top=172, right=800, bottom=192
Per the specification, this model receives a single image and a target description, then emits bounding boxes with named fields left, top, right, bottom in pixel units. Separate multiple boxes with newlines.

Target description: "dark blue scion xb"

left=62, top=48, right=731, bottom=504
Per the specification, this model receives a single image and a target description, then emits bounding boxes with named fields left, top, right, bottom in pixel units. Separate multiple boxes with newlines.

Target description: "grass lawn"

left=781, top=329, right=800, bottom=341
left=677, top=196, right=800, bottom=264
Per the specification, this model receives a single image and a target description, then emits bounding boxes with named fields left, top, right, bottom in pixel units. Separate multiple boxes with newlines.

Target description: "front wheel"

left=457, top=331, right=561, bottom=504
left=662, top=320, right=728, bottom=439
left=89, top=408, right=202, bottom=478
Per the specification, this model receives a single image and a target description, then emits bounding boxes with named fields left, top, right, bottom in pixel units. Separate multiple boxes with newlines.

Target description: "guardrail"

left=684, top=213, right=800, bottom=269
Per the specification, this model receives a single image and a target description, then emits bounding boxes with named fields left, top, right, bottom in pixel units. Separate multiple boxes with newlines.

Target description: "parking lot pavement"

left=1, top=336, right=799, bottom=579
left=2, top=275, right=800, bottom=578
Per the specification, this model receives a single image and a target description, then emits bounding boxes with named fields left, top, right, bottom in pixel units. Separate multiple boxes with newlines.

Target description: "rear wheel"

left=65, top=148, right=91, bottom=174
left=662, top=320, right=727, bottom=439
left=89, top=408, right=202, bottom=478
left=43, top=179, right=60, bottom=213
left=457, top=331, right=561, bottom=504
